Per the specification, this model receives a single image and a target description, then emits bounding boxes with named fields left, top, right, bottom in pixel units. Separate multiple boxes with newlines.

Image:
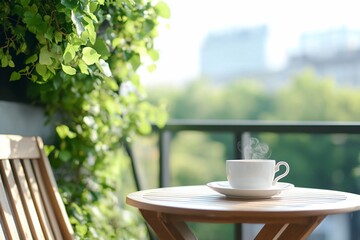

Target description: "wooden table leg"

left=255, top=216, right=325, bottom=240
left=140, top=209, right=197, bottom=240
left=255, top=224, right=288, bottom=240
left=277, top=216, right=325, bottom=240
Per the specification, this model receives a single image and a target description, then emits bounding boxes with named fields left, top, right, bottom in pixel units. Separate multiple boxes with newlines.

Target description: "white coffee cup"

left=226, top=159, right=290, bottom=189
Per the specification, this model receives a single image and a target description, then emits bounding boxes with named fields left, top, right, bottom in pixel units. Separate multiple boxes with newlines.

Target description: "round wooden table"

left=126, top=186, right=360, bottom=240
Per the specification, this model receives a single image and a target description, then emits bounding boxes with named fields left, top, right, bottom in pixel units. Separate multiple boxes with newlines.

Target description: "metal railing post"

left=159, top=130, right=171, bottom=187
left=125, top=143, right=141, bottom=191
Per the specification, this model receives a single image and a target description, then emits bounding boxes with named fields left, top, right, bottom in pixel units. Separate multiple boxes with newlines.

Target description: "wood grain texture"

left=127, top=185, right=360, bottom=240
left=0, top=134, right=74, bottom=239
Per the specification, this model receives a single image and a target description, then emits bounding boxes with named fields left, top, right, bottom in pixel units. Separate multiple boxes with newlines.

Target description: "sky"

left=140, top=0, right=360, bottom=86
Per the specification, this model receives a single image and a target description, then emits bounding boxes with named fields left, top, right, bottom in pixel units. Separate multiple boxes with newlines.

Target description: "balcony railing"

left=156, top=119, right=360, bottom=187
left=129, top=120, right=360, bottom=240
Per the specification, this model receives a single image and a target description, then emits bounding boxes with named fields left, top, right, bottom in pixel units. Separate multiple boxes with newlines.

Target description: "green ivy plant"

left=1, top=0, right=169, bottom=238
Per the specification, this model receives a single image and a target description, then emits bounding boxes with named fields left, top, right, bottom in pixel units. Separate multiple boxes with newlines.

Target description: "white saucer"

left=207, top=181, right=294, bottom=199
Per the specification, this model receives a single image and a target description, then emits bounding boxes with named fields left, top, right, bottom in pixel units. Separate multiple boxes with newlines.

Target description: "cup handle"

left=273, top=161, right=290, bottom=184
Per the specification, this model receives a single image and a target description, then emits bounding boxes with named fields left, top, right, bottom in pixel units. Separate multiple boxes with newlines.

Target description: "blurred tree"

left=267, top=69, right=360, bottom=121
left=217, top=80, right=271, bottom=119
left=170, top=131, right=226, bottom=185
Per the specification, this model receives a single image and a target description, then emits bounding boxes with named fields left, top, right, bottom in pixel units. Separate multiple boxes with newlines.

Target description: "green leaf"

left=80, top=30, right=89, bottom=42
left=25, top=54, right=38, bottom=64
left=93, top=39, right=110, bottom=58
left=37, top=34, right=47, bottom=45
left=61, top=64, right=77, bottom=75
left=89, top=2, right=99, bottom=12
left=1, top=56, right=8, bottom=67
left=74, top=223, right=88, bottom=237
left=82, top=47, right=100, bottom=65
left=84, top=11, right=98, bottom=23
left=129, top=54, right=141, bottom=70
left=18, top=42, right=27, bottom=54
left=30, top=75, right=38, bottom=82
left=112, top=37, right=122, bottom=48
left=78, top=59, right=89, bottom=74
left=8, top=60, right=15, bottom=68
left=55, top=31, right=63, bottom=43
left=147, top=63, right=156, bottom=72
left=63, top=43, right=76, bottom=63
left=47, top=65, right=56, bottom=75
left=20, top=0, right=31, bottom=6
left=10, top=72, right=21, bottom=81
left=154, top=109, right=168, bottom=128
left=43, top=145, right=55, bottom=156
left=44, top=26, right=55, bottom=41
left=105, top=77, right=118, bottom=91
left=148, top=49, right=159, bottom=61
left=36, top=63, right=47, bottom=77
left=39, top=47, right=53, bottom=65
left=61, top=0, right=78, bottom=9
left=137, top=119, right=152, bottom=135
left=59, top=150, right=72, bottom=162
left=154, top=1, right=171, bottom=19
left=142, top=19, right=155, bottom=34
left=43, top=15, right=51, bottom=23
left=85, top=22, right=96, bottom=45
left=56, top=125, right=77, bottom=139
left=23, top=11, right=43, bottom=33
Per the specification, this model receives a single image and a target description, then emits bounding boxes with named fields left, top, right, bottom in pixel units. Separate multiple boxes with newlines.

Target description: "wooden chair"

left=0, top=135, right=74, bottom=239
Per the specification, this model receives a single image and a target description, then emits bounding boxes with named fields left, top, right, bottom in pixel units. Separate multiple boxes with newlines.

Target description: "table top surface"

left=126, top=185, right=360, bottom=218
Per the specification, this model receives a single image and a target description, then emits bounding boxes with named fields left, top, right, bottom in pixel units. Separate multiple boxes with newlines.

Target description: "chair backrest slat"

left=12, top=159, right=45, bottom=239
left=0, top=220, right=7, bottom=239
left=23, top=159, right=55, bottom=239
left=0, top=159, right=33, bottom=239
left=0, top=173, right=20, bottom=240
left=0, top=135, right=74, bottom=239
left=32, top=159, right=63, bottom=239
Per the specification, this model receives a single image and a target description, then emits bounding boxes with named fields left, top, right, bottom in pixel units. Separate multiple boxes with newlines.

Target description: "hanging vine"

left=0, top=0, right=170, bottom=238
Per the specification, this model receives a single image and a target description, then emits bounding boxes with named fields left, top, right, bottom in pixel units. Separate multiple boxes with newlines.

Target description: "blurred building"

left=298, top=27, right=360, bottom=58
left=288, top=28, right=360, bottom=87
left=200, top=26, right=360, bottom=89
left=200, top=26, right=268, bottom=81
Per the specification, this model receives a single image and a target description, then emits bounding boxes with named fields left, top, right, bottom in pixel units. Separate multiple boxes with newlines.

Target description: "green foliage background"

left=1, top=0, right=169, bottom=239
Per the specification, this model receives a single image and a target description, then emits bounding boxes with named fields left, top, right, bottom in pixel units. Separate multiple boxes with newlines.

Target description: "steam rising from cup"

left=238, top=137, right=272, bottom=159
